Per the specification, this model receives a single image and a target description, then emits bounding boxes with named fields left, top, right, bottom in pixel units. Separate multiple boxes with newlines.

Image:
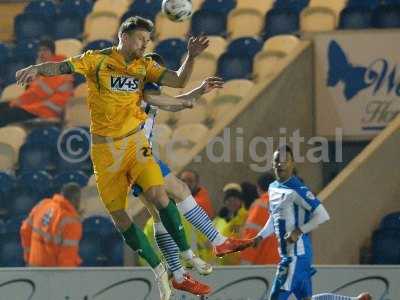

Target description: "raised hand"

left=200, top=76, right=224, bottom=94
left=187, top=36, right=209, bottom=58
left=16, top=65, right=39, bottom=86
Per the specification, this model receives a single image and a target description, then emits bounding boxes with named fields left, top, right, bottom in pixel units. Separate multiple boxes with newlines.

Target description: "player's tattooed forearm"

left=58, top=61, right=73, bottom=74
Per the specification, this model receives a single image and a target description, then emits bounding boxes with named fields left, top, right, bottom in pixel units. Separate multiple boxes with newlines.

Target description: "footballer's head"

left=273, top=145, right=295, bottom=182
left=118, top=16, right=154, bottom=58
left=144, top=52, right=166, bottom=67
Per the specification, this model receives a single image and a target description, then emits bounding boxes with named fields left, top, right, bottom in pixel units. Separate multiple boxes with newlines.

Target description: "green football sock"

left=159, top=200, right=190, bottom=252
left=122, top=223, right=161, bottom=268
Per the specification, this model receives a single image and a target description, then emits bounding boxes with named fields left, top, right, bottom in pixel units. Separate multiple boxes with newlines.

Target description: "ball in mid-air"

left=162, top=0, right=193, bottom=22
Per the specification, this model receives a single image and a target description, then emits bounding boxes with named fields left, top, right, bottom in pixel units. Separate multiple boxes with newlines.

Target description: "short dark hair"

left=61, top=183, right=81, bottom=205
left=180, top=169, right=200, bottom=182
left=38, top=38, right=55, bottom=54
left=275, top=144, right=294, bottom=160
left=257, top=171, right=275, bottom=192
left=240, top=182, right=258, bottom=209
left=118, top=16, right=154, bottom=39
left=144, top=52, right=165, bottom=67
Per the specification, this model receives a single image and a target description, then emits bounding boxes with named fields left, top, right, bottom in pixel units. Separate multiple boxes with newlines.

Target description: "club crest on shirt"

left=110, top=76, right=140, bottom=92
left=306, top=191, right=315, bottom=200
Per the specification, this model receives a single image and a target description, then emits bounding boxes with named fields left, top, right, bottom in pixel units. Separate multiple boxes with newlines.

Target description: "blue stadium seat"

left=372, top=4, right=400, bottom=28
left=104, top=234, right=124, bottom=266
left=128, top=0, right=162, bottom=22
left=10, top=186, right=41, bottom=216
left=14, top=13, right=52, bottom=41
left=261, top=8, right=299, bottom=40
left=380, top=212, right=400, bottom=230
left=59, top=0, right=93, bottom=18
left=0, top=43, right=10, bottom=66
left=14, top=40, right=39, bottom=62
left=83, top=215, right=117, bottom=237
left=0, top=233, right=25, bottom=267
left=191, top=10, right=227, bottom=37
left=274, top=0, right=310, bottom=14
left=24, top=0, right=56, bottom=18
left=347, top=0, right=380, bottom=9
left=0, top=172, right=16, bottom=212
left=201, top=0, right=236, bottom=15
left=217, top=52, right=253, bottom=81
left=227, top=37, right=263, bottom=58
left=384, top=0, right=400, bottom=4
left=3, top=58, right=32, bottom=85
left=17, top=171, right=53, bottom=199
left=53, top=171, right=89, bottom=191
left=4, top=215, right=27, bottom=234
left=26, top=126, right=61, bottom=146
left=371, top=229, right=400, bottom=264
left=155, top=38, right=187, bottom=70
left=339, top=6, right=373, bottom=29
left=53, top=13, right=84, bottom=40
left=83, top=40, right=113, bottom=52
left=79, top=232, right=108, bottom=266
left=18, top=143, right=55, bottom=172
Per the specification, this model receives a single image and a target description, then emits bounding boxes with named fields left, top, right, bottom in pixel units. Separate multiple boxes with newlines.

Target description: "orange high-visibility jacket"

left=240, top=193, right=280, bottom=265
left=20, top=194, right=82, bottom=267
left=195, top=186, right=215, bottom=219
left=11, top=55, right=73, bottom=118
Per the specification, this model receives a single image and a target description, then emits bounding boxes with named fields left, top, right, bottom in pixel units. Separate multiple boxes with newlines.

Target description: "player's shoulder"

left=81, top=47, right=113, bottom=58
left=288, top=177, right=318, bottom=201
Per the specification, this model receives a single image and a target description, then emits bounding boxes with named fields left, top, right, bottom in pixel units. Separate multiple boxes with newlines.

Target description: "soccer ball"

left=162, top=0, right=193, bottom=22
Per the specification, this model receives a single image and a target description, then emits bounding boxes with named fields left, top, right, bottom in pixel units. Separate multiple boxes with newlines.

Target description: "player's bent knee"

left=164, top=174, right=190, bottom=202
left=109, top=209, right=132, bottom=232
left=144, top=185, right=169, bottom=209
left=139, top=196, right=160, bottom=220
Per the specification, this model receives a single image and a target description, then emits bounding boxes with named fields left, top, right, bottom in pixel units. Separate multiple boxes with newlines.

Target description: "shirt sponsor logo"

left=110, top=76, right=139, bottom=92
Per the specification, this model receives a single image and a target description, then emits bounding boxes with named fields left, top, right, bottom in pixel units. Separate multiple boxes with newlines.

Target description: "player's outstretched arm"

left=16, top=60, right=73, bottom=86
left=176, top=76, right=224, bottom=100
left=160, top=36, right=209, bottom=88
left=145, top=93, right=194, bottom=112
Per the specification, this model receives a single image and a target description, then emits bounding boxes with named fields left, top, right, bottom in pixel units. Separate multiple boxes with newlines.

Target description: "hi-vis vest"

left=11, top=55, right=73, bottom=118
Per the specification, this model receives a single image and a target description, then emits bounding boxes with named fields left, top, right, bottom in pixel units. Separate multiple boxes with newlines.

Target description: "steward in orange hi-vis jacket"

left=20, top=183, right=82, bottom=267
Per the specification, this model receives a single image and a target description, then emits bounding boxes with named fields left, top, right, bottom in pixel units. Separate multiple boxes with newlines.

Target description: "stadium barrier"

left=0, top=265, right=397, bottom=299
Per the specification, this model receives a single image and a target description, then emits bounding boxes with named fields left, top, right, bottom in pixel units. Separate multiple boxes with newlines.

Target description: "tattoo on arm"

left=59, top=61, right=73, bottom=74
left=37, top=61, right=73, bottom=76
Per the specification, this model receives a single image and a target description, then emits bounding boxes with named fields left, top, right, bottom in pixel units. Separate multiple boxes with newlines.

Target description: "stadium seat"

left=24, top=0, right=56, bottom=18
left=384, top=0, right=400, bottom=4
left=83, top=39, right=113, bottom=52
left=53, top=171, right=89, bottom=191
left=64, top=98, right=91, bottom=128
left=227, top=9, right=265, bottom=39
left=261, top=8, right=300, bottom=40
left=18, top=143, right=54, bottom=172
left=227, top=37, right=263, bottom=58
left=92, top=0, right=129, bottom=17
left=274, top=0, right=310, bottom=13
left=73, top=83, right=88, bottom=99
left=0, top=43, right=10, bottom=66
left=261, top=34, right=300, bottom=54
left=347, top=0, right=380, bottom=9
left=83, top=215, right=116, bottom=237
left=189, top=53, right=218, bottom=82
left=14, top=13, right=51, bottom=41
left=203, top=36, right=227, bottom=57
left=0, top=126, right=27, bottom=153
left=84, top=11, right=120, bottom=42
left=26, top=126, right=61, bottom=146
left=217, top=52, right=253, bottom=81
left=309, top=0, right=346, bottom=14
left=175, top=101, right=208, bottom=126
left=79, top=190, right=107, bottom=217
left=192, top=0, right=205, bottom=10
left=10, top=185, right=41, bottom=216
left=339, top=6, right=372, bottom=29
left=172, top=123, right=209, bottom=143
left=17, top=171, right=53, bottom=198
left=0, top=144, right=17, bottom=170
left=236, top=0, right=273, bottom=14
left=73, top=73, right=86, bottom=87
left=155, top=14, right=190, bottom=40
left=152, top=123, right=173, bottom=148
left=0, top=233, right=25, bottom=267
left=372, top=5, right=400, bottom=28
left=191, top=10, right=228, bottom=36
left=155, top=38, right=187, bottom=70
left=104, top=234, right=124, bottom=266
left=55, top=39, right=83, bottom=58
left=4, top=215, right=26, bottom=234
left=79, top=232, right=108, bottom=266
left=254, top=52, right=287, bottom=80
left=59, top=0, right=93, bottom=18
left=201, top=0, right=236, bottom=15
left=3, top=58, right=32, bottom=86
left=14, top=40, right=39, bottom=62
left=156, top=110, right=174, bottom=125
left=0, top=84, right=25, bottom=102
left=300, top=7, right=337, bottom=32
left=53, top=13, right=84, bottom=40
left=371, top=229, right=400, bottom=264
left=0, top=172, right=16, bottom=212
left=128, top=0, right=162, bottom=22
left=380, top=212, right=400, bottom=230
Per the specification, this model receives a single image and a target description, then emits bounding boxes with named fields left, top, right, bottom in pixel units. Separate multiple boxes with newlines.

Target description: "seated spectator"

left=0, top=38, right=73, bottom=127
left=240, top=172, right=280, bottom=265
left=20, top=183, right=82, bottom=267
